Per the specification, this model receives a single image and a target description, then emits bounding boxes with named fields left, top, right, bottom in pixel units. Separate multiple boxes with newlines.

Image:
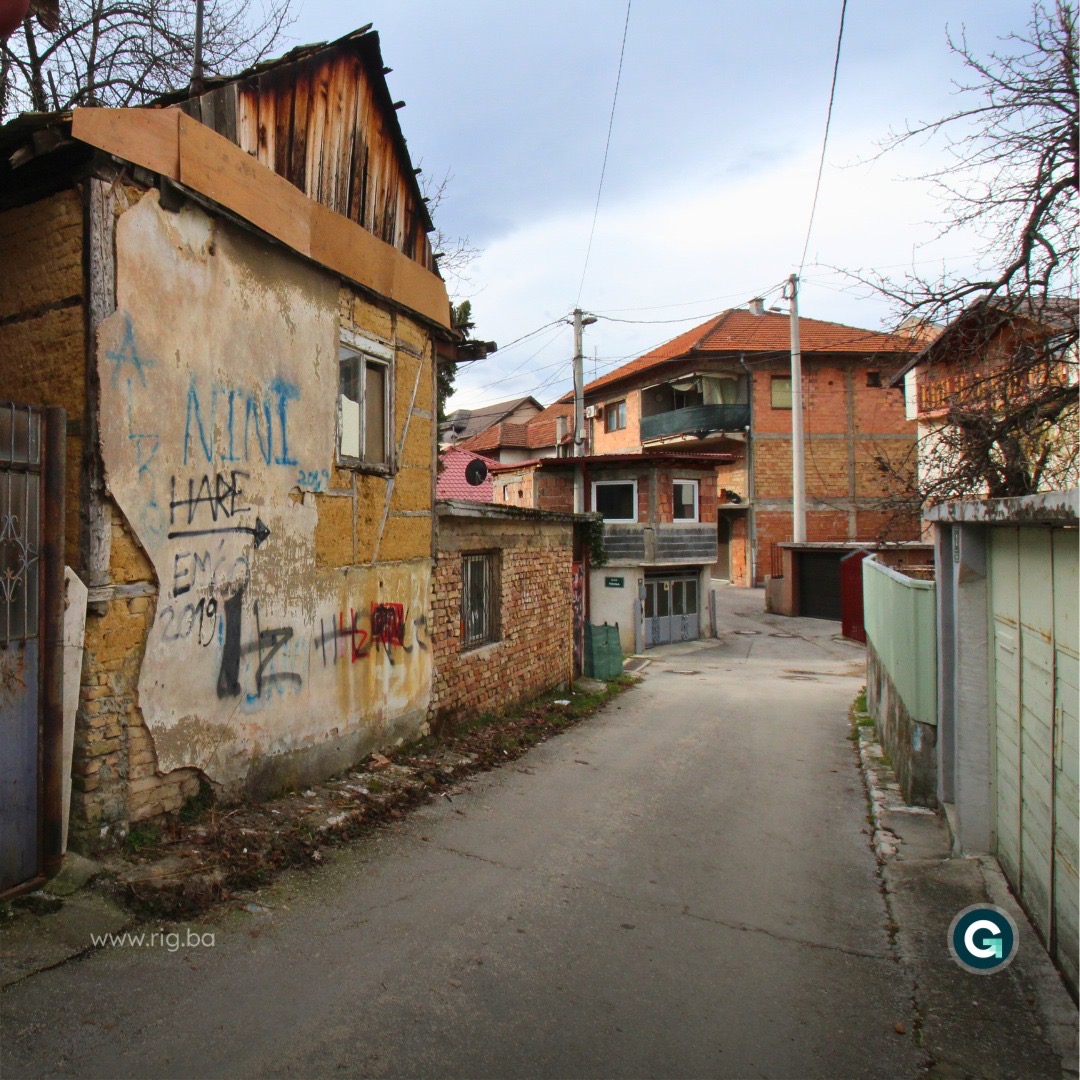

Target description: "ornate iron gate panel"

left=0, top=403, right=65, bottom=897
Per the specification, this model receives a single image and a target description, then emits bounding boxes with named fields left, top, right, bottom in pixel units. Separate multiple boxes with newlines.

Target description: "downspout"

left=739, top=353, right=757, bottom=585
left=582, top=458, right=592, bottom=625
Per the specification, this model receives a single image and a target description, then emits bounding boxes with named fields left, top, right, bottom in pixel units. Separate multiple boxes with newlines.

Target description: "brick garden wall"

left=430, top=509, right=573, bottom=730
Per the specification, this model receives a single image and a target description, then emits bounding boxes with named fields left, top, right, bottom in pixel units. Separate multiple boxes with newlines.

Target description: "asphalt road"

left=1, top=589, right=924, bottom=1079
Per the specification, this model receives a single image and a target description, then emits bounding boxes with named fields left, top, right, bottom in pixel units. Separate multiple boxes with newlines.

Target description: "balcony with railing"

left=640, top=403, right=750, bottom=442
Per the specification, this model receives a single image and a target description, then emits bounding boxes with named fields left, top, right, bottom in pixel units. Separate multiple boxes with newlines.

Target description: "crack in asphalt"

left=434, top=843, right=895, bottom=964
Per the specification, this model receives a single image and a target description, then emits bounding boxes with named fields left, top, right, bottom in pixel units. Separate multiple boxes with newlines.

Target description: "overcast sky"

left=286, top=1, right=1030, bottom=410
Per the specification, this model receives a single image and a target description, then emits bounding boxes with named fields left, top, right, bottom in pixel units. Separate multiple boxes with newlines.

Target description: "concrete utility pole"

left=787, top=274, right=806, bottom=543
left=191, top=0, right=205, bottom=96
left=572, top=308, right=596, bottom=457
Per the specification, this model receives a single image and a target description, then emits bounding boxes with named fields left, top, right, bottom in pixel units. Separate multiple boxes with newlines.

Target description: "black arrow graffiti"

left=168, top=516, right=271, bottom=548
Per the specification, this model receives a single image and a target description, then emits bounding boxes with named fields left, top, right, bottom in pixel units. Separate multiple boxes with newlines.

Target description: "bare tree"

left=866, top=1, right=1078, bottom=505
left=1, top=0, right=295, bottom=121
left=418, top=164, right=481, bottom=293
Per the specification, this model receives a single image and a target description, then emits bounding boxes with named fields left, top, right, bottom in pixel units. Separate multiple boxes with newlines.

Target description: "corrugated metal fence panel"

left=1052, top=529, right=1079, bottom=993
left=990, top=524, right=1079, bottom=995
left=862, top=557, right=937, bottom=726
left=1018, top=528, right=1055, bottom=937
left=992, top=528, right=1023, bottom=884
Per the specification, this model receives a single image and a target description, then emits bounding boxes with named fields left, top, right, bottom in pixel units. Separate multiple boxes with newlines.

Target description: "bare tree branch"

left=1, top=0, right=296, bottom=121
left=849, top=2, right=1078, bottom=509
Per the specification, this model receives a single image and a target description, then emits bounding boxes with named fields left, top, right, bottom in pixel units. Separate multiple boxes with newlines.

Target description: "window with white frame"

left=593, top=479, right=637, bottom=522
left=673, top=479, right=699, bottom=521
left=339, top=341, right=391, bottom=468
left=461, top=552, right=499, bottom=649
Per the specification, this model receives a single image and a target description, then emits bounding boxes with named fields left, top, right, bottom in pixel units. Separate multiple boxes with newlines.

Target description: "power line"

left=592, top=283, right=784, bottom=315
left=798, top=0, right=848, bottom=275
left=575, top=0, right=633, bottom=307
left=496, top=316, right=571, bottom=352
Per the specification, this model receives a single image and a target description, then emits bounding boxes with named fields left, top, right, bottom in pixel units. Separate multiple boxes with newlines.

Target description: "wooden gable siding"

left=181, top=50, right=432, bottom=271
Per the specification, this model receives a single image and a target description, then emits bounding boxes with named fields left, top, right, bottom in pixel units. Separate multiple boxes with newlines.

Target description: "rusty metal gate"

left=0, top=403, right=65, bottom=898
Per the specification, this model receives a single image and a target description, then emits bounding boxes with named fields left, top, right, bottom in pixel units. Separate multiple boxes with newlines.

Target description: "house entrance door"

left=643, top=575, right=699, bottom=648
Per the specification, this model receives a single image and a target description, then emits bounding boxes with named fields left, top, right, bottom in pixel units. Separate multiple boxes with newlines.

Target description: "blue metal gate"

left=0, top=403, right=65, bottom=897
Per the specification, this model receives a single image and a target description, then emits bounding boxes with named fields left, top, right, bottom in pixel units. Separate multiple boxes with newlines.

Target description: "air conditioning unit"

left=583, top=405, right=598, bottom=419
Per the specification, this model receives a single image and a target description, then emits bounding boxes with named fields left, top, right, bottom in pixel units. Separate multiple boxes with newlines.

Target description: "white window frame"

left=338, top=332, right=394, bottom=472
left=592, top=479, right=638, bottom=523
left=673, top=479, right=699, bottom=522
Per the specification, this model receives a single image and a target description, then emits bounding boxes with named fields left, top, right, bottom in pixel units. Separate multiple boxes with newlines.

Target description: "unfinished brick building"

left=581, top=305, right=920, bottom=600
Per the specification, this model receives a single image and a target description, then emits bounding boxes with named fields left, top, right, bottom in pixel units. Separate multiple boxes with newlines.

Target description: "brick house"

left=429, top=500, right=577, bottom=730
left=441, top=395, right=544, bottom=449
left=489, top=451, right=731, bottom=654
left=890, top=297, right=1079, bottom=502
left=580, top=304, right=921, bottom=598
left=457, top=399, right=575, bottom=463
left=0, top=29, right=458, bottom=860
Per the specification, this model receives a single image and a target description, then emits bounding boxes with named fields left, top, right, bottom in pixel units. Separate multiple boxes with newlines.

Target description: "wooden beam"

left=179, top=113, right=313, bottom=257
left=69, top=107, right=450, bottom=330
left=71, top=107, right=180, bottom=179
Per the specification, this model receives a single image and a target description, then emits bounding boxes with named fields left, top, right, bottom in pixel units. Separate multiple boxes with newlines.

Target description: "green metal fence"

left=862, top=557, right=937, bottom=726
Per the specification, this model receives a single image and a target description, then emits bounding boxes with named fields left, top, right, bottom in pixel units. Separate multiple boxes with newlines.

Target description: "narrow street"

left=2, top=592, right=920, bottom=1078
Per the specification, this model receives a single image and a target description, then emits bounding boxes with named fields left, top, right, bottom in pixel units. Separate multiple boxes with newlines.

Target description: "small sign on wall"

left=605, top=576, right=625, bottom=588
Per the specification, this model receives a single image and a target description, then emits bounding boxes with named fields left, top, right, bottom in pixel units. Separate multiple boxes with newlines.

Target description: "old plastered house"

left=0, top=29, right=455, bottom=852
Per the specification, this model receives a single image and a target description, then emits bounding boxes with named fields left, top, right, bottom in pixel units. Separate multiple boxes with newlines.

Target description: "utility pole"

left=572, top=307, right=596, bottom=457
left=787, top=274, right=806, bottom=543
left=191, top=0, right=205, bottom=96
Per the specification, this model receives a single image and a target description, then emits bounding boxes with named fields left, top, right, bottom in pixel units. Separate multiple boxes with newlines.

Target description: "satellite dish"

left=464, top=459, right=488, bottom=486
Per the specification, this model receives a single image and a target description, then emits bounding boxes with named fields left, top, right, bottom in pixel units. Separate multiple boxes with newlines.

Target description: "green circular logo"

left=948, top=905, right=1018, bottom=974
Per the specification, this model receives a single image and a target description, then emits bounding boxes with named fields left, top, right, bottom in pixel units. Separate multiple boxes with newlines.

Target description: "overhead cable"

left=797, top=0, right=848, bottom=275
left=575, top=0, right=633, bottom=306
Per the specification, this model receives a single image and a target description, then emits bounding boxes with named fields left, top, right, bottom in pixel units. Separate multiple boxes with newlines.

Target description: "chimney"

left=748, top=297, right=765, bottom=316
left=556, top=415, right=568, bottom=442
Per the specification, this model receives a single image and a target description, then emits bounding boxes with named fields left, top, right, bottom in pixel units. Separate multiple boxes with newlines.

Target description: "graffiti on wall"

left=572, top=561, right=585, bottom=676
left=95, top=193, right=432, bottom=784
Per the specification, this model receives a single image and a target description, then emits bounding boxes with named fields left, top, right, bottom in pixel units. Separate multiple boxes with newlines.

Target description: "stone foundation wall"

left=866, top=641, right=937, bottom=807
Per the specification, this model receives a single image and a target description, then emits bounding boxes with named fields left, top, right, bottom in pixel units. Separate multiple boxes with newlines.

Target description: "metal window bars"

left=461, top=552, right=499, bottom=650
left=0, top=404, right=42, bottom=644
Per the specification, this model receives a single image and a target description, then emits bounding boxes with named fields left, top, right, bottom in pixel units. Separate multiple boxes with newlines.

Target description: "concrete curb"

left=855, top=720, right=1079, bottom=1080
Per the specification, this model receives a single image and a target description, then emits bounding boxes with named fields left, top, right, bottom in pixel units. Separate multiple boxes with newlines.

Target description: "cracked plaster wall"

left=95, top=191, right=433, bottom=799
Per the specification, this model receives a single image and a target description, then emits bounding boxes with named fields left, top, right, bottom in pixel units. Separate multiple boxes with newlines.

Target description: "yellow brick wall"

left=0, top=189, right=86, bottom=568
left=314, top=287, right=436, bottom=569
left=68, top=220, right=442, bottom=850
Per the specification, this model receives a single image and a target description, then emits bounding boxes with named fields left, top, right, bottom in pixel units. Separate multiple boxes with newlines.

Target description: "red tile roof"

left=458, top=400, right=575, bottom=455
left=584, top=308, right=916, bottom=395
left=436, top=447, right=495, bottom=501
left=522, top=400, right=574, bottom=450
left=457, top=422, right=530, bottom=453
